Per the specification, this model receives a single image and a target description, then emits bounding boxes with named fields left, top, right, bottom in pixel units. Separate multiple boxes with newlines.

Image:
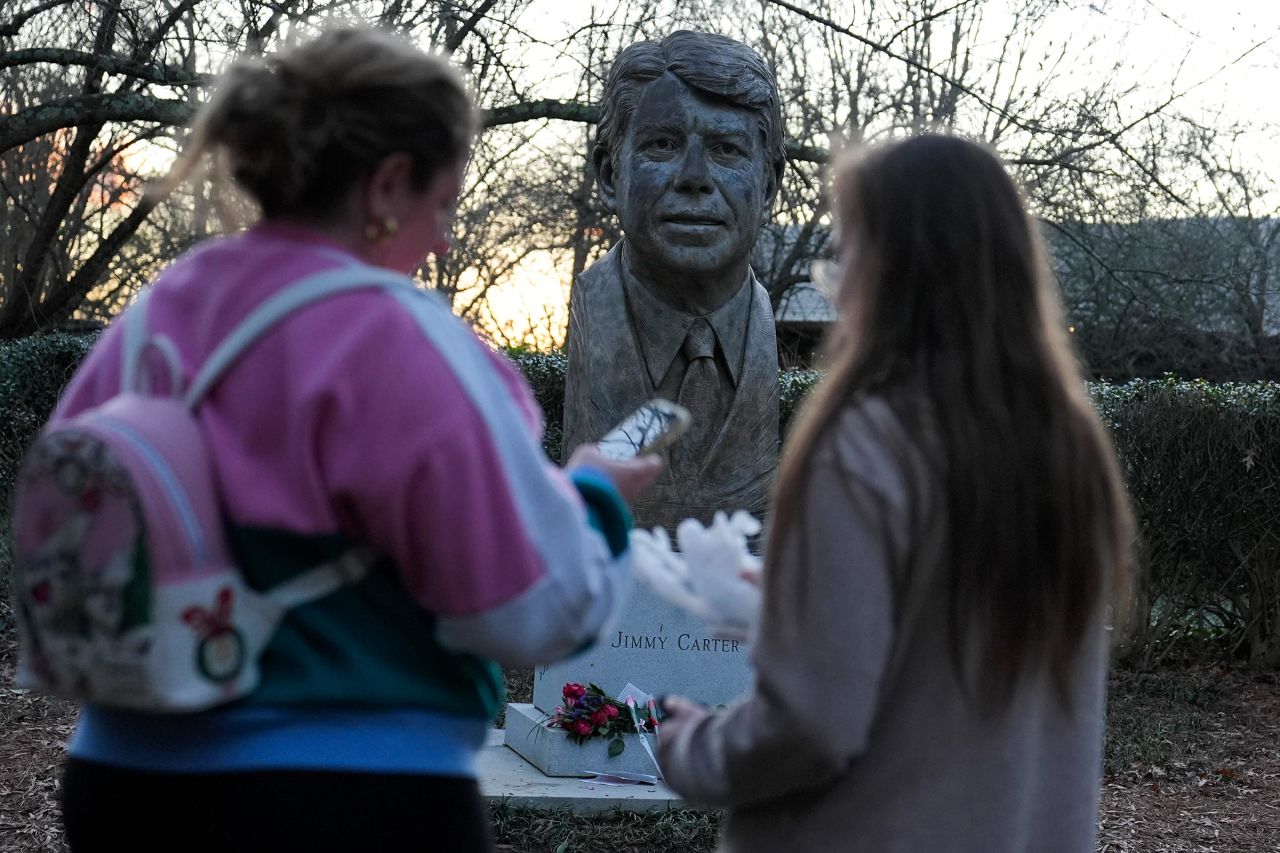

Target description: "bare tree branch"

left=444, top=0, right=501, bottom=53
left=1, top=0, right=124, bottom=334
left=17, top=188, right=166, bottom=337
left=763, top=0, right=1050, bottom=135
left=0, top=92, right=191, bottom=152
left=132, top=0, right=203, bottom=64
left=0, top=0, right=71, bottom=38
left=0, top=48, right=206, bottom=86
left=482, top=98, right=599, bottom=128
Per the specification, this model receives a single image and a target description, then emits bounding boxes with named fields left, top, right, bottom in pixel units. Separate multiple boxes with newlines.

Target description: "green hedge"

left=1093, top=380, right=1280, bottom=667
left=503, top=349, right=568, bottom=461
left=2, top=334, right=1278, bottom=667
left=0, top=331, right=99, bottom=501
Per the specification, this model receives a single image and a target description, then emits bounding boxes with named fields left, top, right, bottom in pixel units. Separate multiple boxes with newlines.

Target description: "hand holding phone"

left=596, top=399, right=692, bottom=460
left=564, top=400, right=686, bottom=504
left=566, top=445, right=662, bottom=504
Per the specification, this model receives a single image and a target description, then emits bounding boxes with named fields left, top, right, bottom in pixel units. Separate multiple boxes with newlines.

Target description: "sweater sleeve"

left=307, top=287, right=632, bottom=668
left=657, top=399, right=914, bottom=807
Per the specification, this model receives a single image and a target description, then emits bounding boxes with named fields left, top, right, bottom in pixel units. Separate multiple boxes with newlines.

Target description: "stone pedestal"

left=503, top=582, right=752, bottom=777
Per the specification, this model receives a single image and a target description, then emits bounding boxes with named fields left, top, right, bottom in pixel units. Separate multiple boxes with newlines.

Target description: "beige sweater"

left=656, top=395, right=1109, bottom=853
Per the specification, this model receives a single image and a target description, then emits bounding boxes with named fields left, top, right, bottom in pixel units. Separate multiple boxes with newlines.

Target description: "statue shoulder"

left=566, top=242, right=630, bottom=363
left=746, top=267, right=773, bottom=305
left=746, top=269, right=777, bottom=322
left=575, top=244, right=624, bottom=296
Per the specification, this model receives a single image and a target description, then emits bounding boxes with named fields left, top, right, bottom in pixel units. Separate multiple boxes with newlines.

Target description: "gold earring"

left=364, top=216, right=399, bottom=243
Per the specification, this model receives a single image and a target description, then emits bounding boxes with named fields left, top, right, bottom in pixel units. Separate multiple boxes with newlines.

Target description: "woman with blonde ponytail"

left=656, top=134, right=1134, bottom=852
left=53, top=26, right=659, bottom=852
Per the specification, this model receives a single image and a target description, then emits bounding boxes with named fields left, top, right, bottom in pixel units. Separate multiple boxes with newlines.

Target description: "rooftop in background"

left=775, top=282, right=837, bottom=326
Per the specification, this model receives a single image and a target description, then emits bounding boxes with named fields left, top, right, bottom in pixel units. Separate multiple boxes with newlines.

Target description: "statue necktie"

left=675, top=319, right=720, bottom=475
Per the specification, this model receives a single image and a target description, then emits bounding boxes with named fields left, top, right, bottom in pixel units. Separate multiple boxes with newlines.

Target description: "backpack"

left=10, top=264, right=415, bottom=712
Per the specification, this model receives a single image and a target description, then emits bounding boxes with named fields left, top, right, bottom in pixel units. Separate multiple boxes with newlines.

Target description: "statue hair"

left=595, top=30, right=785, bottom=186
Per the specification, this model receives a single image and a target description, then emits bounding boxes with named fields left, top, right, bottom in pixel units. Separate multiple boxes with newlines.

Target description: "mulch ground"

left=1097, top=668, right=1280, bottom=851
left=3, top=625, right=1278, bottom=852
left=0, top=668, right=73, bottom=853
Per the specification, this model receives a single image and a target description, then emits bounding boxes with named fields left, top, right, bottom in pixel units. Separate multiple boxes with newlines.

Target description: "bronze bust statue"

left=562, top=31, right=783, bottom=532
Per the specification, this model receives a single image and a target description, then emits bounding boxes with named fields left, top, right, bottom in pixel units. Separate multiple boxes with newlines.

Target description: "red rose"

left=604, top=704, right=619, bottom=719
left=591, top=710, right=608, bottom=726
left=563, top=683, right=587, bottom=701
left=573, top=720, right=593, bottom=736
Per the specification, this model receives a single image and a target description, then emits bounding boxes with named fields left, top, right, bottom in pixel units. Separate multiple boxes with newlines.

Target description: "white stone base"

left=480, top=729, right=684, bottom=813
left=502, top=703, right=663, bottom=779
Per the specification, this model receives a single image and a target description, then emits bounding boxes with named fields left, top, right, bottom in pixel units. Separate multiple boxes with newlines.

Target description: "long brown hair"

left=768, top=134, right=1133, bottom=709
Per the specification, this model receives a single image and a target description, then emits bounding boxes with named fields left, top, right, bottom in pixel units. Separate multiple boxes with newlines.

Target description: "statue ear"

left=761, top=159, right=782, bottom=227
left=594, top=144, right=619, bottom=215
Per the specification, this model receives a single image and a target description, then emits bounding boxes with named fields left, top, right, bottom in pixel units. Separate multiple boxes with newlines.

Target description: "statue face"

left=599, top=73, right=774, bottom=279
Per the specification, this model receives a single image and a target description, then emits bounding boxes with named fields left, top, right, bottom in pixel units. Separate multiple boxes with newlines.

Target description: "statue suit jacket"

left=562, top=240, right=779, bottom=533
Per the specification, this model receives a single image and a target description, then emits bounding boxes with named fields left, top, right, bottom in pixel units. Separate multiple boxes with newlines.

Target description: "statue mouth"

left=663, top=213, right=725, bottom=227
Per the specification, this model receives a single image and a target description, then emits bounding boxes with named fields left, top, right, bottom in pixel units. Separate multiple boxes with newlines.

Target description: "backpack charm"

left=183, top=587, right=246, bottom=684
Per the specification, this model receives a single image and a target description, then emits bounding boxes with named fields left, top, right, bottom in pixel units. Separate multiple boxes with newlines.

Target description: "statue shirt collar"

left=616, top=239, right=755, bottom=390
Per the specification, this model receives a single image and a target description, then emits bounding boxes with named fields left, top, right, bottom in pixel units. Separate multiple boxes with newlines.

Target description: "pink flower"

left=572, top=720, right=593, bottom=736
left=604, top=704, right=619, bottom=720
left=563, top=683, right=587, bottom=701
left=591, top=709, right=608, bottom=726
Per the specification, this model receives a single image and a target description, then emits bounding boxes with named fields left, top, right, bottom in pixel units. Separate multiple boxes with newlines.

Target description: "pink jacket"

left=56, top=223, right=630, bottom=675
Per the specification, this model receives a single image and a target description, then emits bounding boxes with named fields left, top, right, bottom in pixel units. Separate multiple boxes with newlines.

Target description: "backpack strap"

left=121, top=287, right=153, bottom=394
left=118, top=289, right=189, bottom=397
left=182, top=265, right=415, bottom=605
left=184, top=264, right=415, bottom=409
left=265, top=545, right=380, bottom=610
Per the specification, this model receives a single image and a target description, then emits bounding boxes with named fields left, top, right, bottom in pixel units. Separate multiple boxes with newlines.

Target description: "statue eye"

left=712, top=142, right=746, bottom=159
left=642, top=137, right=678, bottom=154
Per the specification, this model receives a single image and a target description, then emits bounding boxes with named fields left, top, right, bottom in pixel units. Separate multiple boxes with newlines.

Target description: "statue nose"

left=674, top=142, right=713, bottom=194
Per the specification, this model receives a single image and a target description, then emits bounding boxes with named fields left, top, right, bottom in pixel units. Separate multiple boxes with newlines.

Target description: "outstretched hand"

left=657, top=694, right=706, bottom=722
left=654, top=694, right=711, bottom=744
left=566, top=443, right=663, bottom=505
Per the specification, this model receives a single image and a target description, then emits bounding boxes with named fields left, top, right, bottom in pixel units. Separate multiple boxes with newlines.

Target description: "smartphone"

left=596, top=399, right=692, bottom=460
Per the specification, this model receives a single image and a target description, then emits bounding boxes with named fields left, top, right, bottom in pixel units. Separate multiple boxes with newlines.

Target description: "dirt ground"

left=1096, top=668, right=1280, bottom=852
left=3, top=628, right=1278, bottom=852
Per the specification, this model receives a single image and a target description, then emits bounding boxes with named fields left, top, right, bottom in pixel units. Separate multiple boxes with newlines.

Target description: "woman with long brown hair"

left=656, top=134, right=1134, bottom=851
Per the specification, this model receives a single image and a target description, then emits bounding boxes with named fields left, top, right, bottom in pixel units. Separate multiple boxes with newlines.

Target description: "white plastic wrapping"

left=629, top=510, right=763, bottom=642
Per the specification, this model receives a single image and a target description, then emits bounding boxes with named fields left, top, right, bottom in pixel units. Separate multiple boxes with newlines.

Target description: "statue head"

left=594, top=31, right=784, bottom=297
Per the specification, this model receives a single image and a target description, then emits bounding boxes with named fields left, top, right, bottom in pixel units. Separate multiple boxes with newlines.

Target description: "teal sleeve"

left=568, top=467, right=632, bottom=557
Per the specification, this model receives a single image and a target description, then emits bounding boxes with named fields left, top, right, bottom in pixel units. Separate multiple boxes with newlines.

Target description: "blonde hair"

left=167, top=25, right=475, bottom=219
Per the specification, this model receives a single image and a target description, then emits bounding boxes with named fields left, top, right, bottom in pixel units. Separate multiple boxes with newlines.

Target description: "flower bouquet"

left=547, top=682, right=657, bottom=758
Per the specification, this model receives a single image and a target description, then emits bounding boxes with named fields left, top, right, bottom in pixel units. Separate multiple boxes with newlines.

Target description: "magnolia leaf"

left=608, top=737, right=625, bottom=758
